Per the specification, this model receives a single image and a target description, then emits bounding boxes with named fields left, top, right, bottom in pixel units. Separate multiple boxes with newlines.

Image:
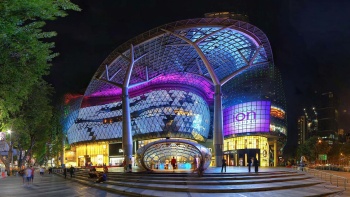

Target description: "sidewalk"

left=0, top=171, right=123, bottom=197
left=314, top=169, right=350, bottom=196
left=1, top=167, right=347, bottom=197
left=94, top=165, right=293, bottom=173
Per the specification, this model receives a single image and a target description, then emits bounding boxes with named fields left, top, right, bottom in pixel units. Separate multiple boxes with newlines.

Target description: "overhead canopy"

left=83, top=18, right=272, bottom=103
left=136, top=139, right=212, bottom=171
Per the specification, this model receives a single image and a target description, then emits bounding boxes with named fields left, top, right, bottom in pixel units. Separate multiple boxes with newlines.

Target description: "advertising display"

left=223, top=101, right=271, bottom=135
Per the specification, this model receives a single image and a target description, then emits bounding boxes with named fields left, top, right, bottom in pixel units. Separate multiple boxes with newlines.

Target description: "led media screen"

left=223, top=101, right=271, bottom=135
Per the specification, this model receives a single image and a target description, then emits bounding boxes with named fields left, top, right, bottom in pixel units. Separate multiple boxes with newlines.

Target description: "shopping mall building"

left=61, top=12, right=287, bottom=170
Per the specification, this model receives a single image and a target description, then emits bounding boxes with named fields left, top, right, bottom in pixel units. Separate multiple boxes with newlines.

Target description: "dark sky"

left=45, top=0, right=350, bottom=149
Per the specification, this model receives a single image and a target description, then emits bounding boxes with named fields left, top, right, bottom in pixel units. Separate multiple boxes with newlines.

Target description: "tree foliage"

left=0, top=0, right=80, bottom=174
left=297, top=136, right=331, bottom=163
left=0, top=0, right=80, bottom=126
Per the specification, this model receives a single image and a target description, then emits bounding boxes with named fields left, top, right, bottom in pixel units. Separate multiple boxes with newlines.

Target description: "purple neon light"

left=223, top=101, right=271, bottom=135
left=89, top=73, right=214, bottom=99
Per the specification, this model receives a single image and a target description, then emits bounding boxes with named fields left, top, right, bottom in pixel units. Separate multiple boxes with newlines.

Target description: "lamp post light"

left=7, top=130, right=13, bottom=176
left=340, top=153, right=343, bottom=166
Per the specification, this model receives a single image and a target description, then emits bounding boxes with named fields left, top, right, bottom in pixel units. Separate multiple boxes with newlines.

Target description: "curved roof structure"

left=136, top=139, right=212, bottom=171
left=83, top=17, right=272, bottom=105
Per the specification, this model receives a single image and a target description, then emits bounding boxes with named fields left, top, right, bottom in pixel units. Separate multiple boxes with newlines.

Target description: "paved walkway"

left=98, top=165, right=292, bottom=173
left=0, top=171, right=124, bottom=197
left=313, top=169, right=350, bottom=197
left=1, top=166, right=349, bottom=197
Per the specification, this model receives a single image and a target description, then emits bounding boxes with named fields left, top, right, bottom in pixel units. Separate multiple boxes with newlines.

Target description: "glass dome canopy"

left=136, top=139, right=212, bottom=171
left=84, top=17, right=273, bottom=99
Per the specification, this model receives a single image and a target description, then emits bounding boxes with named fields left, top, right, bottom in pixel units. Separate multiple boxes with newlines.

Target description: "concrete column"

left=274, top=140, right=277, bottom=167
left=213, top=85, right=224, bottom=167
left=122, top=86, right=133, bottom=163
left=235, top=154, right=238, bottom=166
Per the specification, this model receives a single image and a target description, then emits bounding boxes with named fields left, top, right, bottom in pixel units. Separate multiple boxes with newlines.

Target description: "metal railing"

left=292, top=166, right=348, bottom=191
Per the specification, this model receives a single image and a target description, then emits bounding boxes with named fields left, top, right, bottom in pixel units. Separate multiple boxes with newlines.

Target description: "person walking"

left=25, top=166, right=32, bottom=187
left=69, top=166, right=75, bottom=178
left=193, top=156, right=198, bottom=170
left=30, top=166, right=35, bottom=183
left=19, top=168, right=25, bottom=185
left=63, top=167, right=67, bottom=179
left=300, top=156, right=307, bottom=171
left=253, top=157, right=259, bottom=173
left=248, top=157, right=252, bottom=172
left=39, top=166, right=45, bottom=176
left=221, top=157, right=227, bottom=173
left=128, top=158, right=132, bottom=172
left=171, top=156, right=177, bottom=172
left=122, top=159, right=127, bottom=172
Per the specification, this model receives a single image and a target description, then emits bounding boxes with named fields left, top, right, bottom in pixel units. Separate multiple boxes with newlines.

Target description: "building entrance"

left=237, top=149, right=260, bottom=166
left=136, top=139, right=211, bottom=171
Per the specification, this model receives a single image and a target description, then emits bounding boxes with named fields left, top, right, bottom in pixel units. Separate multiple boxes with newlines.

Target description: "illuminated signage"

left=223, top=101, right=271, bottom=135
left=270, top=106, right=285, bottom=119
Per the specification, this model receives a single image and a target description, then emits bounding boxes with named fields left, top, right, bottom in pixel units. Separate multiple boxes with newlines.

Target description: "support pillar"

left=121, top=44, right=135, bottom=166
left=213, top=85, right=224, bottom=167
left=274, top=140, right=277, bottom=167
left=122, top=86, right=133, bottom=164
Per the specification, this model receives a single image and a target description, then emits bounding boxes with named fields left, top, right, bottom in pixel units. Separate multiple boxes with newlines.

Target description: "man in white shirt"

left=25, top=166, right=32, bottom=186
left=39, top=167, right=45, bottom=176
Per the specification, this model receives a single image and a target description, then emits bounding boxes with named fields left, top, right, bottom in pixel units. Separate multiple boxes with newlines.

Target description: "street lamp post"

left=7, top=130, right=13, bottom=176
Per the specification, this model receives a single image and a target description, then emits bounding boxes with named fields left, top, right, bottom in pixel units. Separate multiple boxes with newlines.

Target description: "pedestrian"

left=69, top=166, right=75, bottom=178
left=30, top=166, right=35, bottom=183
left=103, top=165, right=108, bottom=173
left=300, top=156, right=307, bottom=171
left=88, top=167, right=97, bottom=178
left=193, top=155, right=198, bottom=170
left=25, top=166, right=32, bottom=187
left=253, top=157, right=259, bottom=173
left=39, top=166, right=45, bottom=176
left=171, top=156, right=177, bottom=172
left=95, top=171, right=107, bottom=183
left=221, top=157, right=226, bottom=173
left=156, top=160, right=160, bottom=169
left=128, top=158, right=132, bottom=172
left=123, top=159, right=127, bottom=172
left=19, top=168, right=25, bottom=185
left=197, top=158, right=205, bottom=177
left=248, top=157, right=252, bottom=172
left=63, top=167, right=67, bottom=179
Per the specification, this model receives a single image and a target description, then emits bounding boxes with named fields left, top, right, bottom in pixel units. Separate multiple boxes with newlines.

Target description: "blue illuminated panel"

left=223, top=101, right=271, bottom=135
left=67, top=89, right=210, bottom=143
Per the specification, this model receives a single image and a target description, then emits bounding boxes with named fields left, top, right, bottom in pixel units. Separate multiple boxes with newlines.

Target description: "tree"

left=0, top=80, right=54, bottom=174
left=327, top=143, right=341, bottom=164
left=0, top=0, right=80, bottom=124
left=44, top=109, right=64, bottom=167
left=0, top=0, right=80, bottom=175
left=297, top=136, right=331, bottom=164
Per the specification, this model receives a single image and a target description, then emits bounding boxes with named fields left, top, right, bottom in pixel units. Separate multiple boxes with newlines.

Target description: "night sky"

left=44, top=0, right=350, bottom=150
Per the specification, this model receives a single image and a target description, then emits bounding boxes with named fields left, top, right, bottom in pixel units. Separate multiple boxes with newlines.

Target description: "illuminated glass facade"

left=67, top=89, right=210, bottom=144
left=223, top=101, right=271, bottom=135
left=61, top=15, right=286, bottom=168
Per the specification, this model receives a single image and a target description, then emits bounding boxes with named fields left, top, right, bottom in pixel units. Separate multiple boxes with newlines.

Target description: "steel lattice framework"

left=84, top=18, right=272, bottom=98
left=63, top=17, right=282, bottom=167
